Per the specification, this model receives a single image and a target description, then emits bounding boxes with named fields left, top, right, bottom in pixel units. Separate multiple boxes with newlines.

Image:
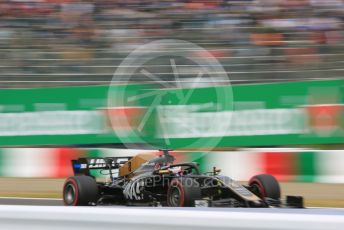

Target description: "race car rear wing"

left=72, top=157, right=132, bottom=177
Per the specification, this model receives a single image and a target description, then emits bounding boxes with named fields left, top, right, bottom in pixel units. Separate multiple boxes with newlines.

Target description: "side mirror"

left=213, top=167, right=221, bottom=175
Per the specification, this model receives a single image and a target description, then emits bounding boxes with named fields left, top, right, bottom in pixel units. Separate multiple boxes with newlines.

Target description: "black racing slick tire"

left=167, top=178, right=201, bottom=207
left=63, top=176, right=99, bottom=206
left=249, top=174, right=281, bottom=200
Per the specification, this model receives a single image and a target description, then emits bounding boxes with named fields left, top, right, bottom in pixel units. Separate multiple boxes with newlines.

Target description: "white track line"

left=0, top=197, right=62, bottom=201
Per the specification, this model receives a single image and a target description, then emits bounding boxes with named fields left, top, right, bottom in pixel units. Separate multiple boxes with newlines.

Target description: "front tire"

left=167, top=178, right=201, bottom=207
left=63, top=176, right=99, bottom=206
left=249, top=174, right=281, bottom=200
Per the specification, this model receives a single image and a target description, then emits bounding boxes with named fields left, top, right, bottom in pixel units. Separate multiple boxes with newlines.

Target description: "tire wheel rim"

left=169, top=186, right=182, bottom=207
left=251, top=183, right=264, bottom=199
left=64, top=183, right=76, bottom=205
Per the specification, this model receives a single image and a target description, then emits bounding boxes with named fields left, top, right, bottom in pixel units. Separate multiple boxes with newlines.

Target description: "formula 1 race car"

left=63, top=150, right=304, bottom=208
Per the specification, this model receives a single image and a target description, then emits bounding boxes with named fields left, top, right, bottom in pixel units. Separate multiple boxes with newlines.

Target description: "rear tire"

left=167, top=178, right=201, bottom=207
left=249, top=174, right=281, bottom=200
left=63, top=176, right=99, bottom=206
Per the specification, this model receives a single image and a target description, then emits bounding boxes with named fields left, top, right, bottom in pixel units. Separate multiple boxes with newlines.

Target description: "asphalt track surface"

left=1, top=197, right=344, bottom=216
left=0, top=197, right=63, bottom=206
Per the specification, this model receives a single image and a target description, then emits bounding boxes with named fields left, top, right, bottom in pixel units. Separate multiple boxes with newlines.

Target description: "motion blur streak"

left=1, top=1, right=344, bottom=87
left=1, top=0, right=344, bottom=215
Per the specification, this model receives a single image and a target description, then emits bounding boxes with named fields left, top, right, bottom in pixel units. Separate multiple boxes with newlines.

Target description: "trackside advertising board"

left=155, top=80, right=344, bottom=148
left=0, top=80, right=343, bottom=147
left=0, top=148, right=343, bottom=183
left=0, top=84, right=149, bottom=146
